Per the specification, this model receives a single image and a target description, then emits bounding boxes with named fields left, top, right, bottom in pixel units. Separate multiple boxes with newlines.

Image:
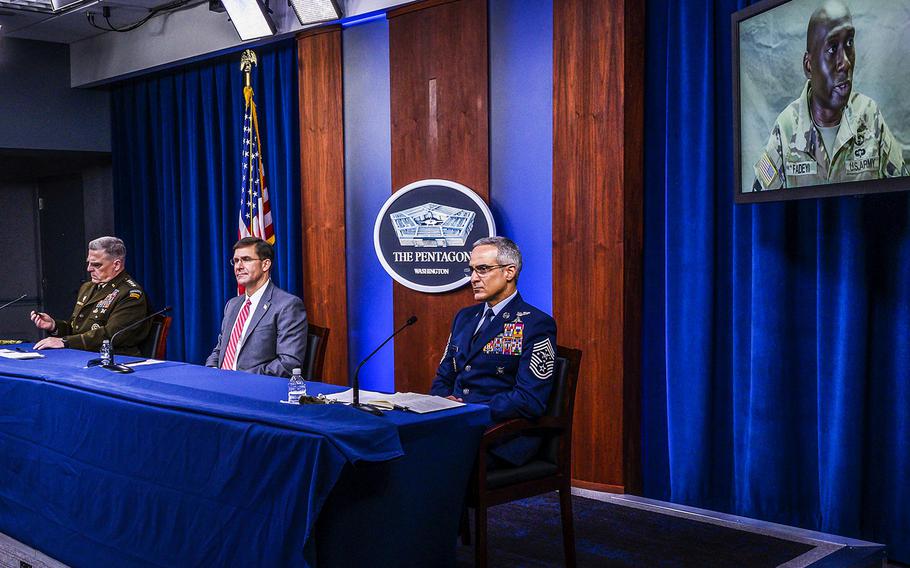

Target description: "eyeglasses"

left=228, top=256, right=263, bottom=267
left=463, top=264, right=514, bottom=277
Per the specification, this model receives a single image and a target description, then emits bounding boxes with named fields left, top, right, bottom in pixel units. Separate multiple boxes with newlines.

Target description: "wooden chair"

left=138, top=314, right=172, bottom=360
left=304, top=324, right=329, bottom=381
left=463, top=345, right=583, bottom=568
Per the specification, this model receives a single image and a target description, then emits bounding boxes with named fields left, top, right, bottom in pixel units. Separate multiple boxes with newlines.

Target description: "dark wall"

left=0, top=37, right=110, bottom=152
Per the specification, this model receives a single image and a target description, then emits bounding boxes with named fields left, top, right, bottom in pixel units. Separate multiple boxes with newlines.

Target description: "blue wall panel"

left=342, top=19, right=394, bottom=391
left=489, top=0, right=553, bottom=313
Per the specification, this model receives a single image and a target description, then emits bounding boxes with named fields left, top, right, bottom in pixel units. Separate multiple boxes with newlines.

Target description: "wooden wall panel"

left=553, top=0, right=644, bottom=492
left=388, top=0, right=489, bottom=394
left=297, top=26, right=349, bottom=385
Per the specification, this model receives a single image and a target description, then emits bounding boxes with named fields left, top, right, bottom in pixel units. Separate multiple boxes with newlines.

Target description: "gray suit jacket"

left=205, top=282, right=308, bottom=377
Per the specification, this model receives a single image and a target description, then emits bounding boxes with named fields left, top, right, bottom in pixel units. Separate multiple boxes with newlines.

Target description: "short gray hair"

left=88, top=236, right=126, bottom=261
left=472, top=236, right=522, bottom=278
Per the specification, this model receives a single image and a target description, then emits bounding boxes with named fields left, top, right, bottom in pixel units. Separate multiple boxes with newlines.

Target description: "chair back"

left=539, top=345, right=582, bottom=465
left=304, top=324, right=329, bottom=381
left=138, top=314, right=172, bottom=360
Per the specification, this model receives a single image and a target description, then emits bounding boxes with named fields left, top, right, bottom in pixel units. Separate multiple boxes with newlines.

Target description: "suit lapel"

left=237, top=282, right=273, bottom=355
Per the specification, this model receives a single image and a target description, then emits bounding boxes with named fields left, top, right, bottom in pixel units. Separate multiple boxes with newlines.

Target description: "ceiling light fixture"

left=220, top=0, right=276, bottom=41
left=49, top=0, right=81, bottom=10
left=287, top=0, right=341, bottom=26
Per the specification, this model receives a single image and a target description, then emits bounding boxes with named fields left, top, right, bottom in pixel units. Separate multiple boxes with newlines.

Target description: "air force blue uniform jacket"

left=430, top=293, right=557, bottom=465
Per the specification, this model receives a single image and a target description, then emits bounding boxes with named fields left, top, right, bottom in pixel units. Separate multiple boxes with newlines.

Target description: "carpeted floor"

left=456, top=493, right=817, bottom=568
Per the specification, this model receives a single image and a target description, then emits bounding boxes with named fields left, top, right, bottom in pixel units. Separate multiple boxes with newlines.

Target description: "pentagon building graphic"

left=390, top=203, right=476, bottom=247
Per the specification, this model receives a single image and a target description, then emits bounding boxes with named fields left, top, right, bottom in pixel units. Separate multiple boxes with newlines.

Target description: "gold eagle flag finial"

left=240, top=49, right=258, bottom=88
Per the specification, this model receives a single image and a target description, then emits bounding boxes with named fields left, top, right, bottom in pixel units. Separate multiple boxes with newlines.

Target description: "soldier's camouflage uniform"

left=50, top=271, right=150, bottom=356
left=753, top=81, right=906, bottom=191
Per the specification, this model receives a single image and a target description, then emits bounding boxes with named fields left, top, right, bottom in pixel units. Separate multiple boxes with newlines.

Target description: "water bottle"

left=100, top=339, right=113, bottom=366
left=288, top=367, right=306, bottom=403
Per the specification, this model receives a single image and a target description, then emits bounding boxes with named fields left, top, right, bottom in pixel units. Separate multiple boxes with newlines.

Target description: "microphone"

left=0, top=294, right=28, bottom=312
left=351, top=315, right=418, bottom=415
left=87, top=306, right=172, bottom=373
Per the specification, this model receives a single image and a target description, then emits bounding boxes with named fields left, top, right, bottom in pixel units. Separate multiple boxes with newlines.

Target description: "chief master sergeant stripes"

left=752, top=0, right=906, bottom=191
left=30, top=236, right=150, bottom=355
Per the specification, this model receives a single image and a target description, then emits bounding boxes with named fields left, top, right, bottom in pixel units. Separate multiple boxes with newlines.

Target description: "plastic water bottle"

left=100, top=339, right=113, bottom=366
left=288, top=367, right=306, bottom=403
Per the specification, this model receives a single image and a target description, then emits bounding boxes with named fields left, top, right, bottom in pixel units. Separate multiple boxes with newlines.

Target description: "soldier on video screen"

left=752, top=0, right=906, bottom=191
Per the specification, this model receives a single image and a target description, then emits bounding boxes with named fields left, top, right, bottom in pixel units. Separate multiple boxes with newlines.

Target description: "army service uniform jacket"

left=430, top=293, right=557, bottom=465
left=753, top=81, right=906, bottom=191
left=50, top=272, right=150, bottom=356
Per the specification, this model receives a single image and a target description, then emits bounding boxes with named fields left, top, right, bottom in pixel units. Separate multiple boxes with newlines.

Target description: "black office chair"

left=462, top=345, right=583, bottom=568
left=138, top=314, right=172, bottom=360
left=304, top=324, right=329, bottom=381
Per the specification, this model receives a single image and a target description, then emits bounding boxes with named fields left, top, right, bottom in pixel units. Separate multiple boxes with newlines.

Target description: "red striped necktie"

left=221, top=298, right=252, bottom=370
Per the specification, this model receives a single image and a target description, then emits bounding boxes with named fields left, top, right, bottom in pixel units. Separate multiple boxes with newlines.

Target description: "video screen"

left=733, top=0, right=910, bottom=203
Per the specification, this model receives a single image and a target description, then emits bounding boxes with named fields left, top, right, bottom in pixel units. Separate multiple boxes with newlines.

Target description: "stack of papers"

left=325, top=389, right=465, bottom=414
left=0, top=349, right=44, bottom=360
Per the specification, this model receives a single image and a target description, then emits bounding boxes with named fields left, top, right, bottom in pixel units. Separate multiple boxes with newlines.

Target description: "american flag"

left=238, top=85, right=275, bottom=245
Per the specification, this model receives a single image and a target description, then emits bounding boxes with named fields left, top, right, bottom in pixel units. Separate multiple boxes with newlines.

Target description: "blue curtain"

left=111, top=41, right=300, bottom=365
left=643, top=0, right=910, bottom=561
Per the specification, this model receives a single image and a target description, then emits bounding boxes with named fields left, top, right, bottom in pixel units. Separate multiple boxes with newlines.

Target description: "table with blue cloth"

left=0, top=347, right=490, bottom=567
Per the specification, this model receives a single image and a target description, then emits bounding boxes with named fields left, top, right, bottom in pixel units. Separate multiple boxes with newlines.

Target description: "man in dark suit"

left=430, top=236, right=557, bottom=466
left=205, top=237, right=307, bottom=377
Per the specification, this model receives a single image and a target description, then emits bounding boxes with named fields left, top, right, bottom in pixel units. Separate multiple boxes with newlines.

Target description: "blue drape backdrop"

left=643, top=0, right=909, bottom=561
left=112, top=41, right=300, bottom=365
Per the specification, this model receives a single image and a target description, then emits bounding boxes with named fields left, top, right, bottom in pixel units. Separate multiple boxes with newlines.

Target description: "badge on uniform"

left=483, top=322, right=523, bottom=355
left=496, top=366, right=505, bottom=375
left=128, top=289, right=142, bottom=300
left=96, top=289, right=120, bottom=310
left=530, top=338, right=555, bottom=380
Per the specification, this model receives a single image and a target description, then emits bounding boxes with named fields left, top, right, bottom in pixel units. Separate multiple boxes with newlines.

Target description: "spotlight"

left=50, top=0, right=84, bottom=10
left=219, top=0, right=276, bottom=41
left=287, top=0, right=342, bottom=26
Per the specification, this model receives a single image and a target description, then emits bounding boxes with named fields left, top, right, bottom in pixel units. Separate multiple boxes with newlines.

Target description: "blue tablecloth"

left=0, top=347, right=490, bottom=567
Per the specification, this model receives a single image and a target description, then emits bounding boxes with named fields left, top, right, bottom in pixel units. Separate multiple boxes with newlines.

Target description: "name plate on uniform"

left=373, top=179, right=496, bottom=293
left=786, top=161, right=817, bottom=176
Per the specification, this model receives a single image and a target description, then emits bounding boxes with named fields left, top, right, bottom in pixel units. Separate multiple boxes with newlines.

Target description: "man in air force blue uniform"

left=431, top=236, right=557, bottom=466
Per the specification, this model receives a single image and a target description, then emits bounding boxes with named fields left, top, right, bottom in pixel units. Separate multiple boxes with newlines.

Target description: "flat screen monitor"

left=733, top=0, right=910, bottom=203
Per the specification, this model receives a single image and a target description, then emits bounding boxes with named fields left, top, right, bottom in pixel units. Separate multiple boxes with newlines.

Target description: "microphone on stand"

left=0, top=294, right=28, bottom=312
left=351, top=315, right=418, bottom=415
left=87, top=306, right=172, bottom=373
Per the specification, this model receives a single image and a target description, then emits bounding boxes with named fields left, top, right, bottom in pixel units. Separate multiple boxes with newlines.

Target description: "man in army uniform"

left=30, top=236, right=150, bottom=355
left=752, top=0, right=906, bottom=191
left=430, top=236, right=557, bottom=466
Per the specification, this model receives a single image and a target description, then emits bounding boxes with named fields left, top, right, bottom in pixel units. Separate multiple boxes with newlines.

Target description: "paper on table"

left=0, top=349, right=44, bottom=360
left=324, top=389, right=465, bottom=413
left=125, top=359, right=166, bottom=367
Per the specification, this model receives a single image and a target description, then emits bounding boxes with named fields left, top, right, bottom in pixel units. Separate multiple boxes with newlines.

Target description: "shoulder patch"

left=530, top=338, right=555, bottom=380
left=129, top=289, right=142, bottom=300
left=756, top=152, right=779, bottom=188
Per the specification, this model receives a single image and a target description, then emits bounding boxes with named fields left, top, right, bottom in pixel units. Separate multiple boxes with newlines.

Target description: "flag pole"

left=240, top=49, right=257, bottom=88
left=240, top=49, right=257, bottom=238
